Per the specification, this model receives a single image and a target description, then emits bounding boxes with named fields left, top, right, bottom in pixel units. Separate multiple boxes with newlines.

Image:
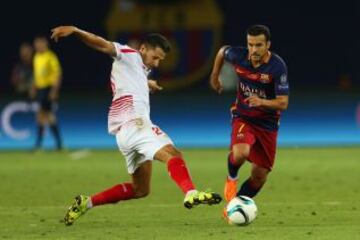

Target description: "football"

left=225, top=196, right=258, bottom=226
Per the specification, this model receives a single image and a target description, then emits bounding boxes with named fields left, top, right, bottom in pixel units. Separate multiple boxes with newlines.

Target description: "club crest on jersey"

left=260, top=74, right=271, bottom=83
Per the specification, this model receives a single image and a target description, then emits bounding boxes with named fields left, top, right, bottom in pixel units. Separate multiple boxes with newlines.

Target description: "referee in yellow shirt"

left=30, top=36, right=63, bottom=150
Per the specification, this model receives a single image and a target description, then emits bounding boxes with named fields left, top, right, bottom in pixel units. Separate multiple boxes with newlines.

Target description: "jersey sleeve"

left=223, top=46, right=238, bottom=64
left=273, top=60, right=289, bottom=95
left=112, top=42, right=138, bottom=60
left=112, top=42, right=125, bottom=60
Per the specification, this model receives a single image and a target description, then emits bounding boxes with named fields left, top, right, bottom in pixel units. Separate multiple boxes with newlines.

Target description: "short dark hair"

left=246, top=25, right=271, bottom=42
left=34, top=35, right=48, bottom=42
left=140, top=33, right=171, bottom=53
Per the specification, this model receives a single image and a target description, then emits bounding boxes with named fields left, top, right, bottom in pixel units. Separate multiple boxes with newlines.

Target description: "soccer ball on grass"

left=225, top=196, right=258, bottom=226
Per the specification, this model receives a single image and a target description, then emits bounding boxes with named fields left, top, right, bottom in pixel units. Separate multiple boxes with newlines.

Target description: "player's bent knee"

left=132, top=183, right=151, bottom=199
left=165, top=145, right=182, bottom=157
left=134, top=189, right=150, bottom=198
left=155, top=144, right=183, bottom=162
left=232, top=152, right=248, bottom=164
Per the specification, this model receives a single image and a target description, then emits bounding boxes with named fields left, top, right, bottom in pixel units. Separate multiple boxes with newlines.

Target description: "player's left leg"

left=237, top=127, right=277, bottom=198
left=154, top=144, right=194, bottom=194
left=237, top=163, right=270, bottom=198
left=154, top=144, right=222, bottom=209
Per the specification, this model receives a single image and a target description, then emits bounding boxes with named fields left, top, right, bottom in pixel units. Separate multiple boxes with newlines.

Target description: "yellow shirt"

left=33, top=50, right=62, bottom=89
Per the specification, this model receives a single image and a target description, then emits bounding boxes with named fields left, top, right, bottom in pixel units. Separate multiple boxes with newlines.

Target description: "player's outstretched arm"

left=210, top=46, right=228, bottom=94
left=51, top=26, right=116, bottom=57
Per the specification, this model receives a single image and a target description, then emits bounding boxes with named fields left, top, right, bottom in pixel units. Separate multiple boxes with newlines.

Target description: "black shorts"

left=36, top=87, right=55, bottom=111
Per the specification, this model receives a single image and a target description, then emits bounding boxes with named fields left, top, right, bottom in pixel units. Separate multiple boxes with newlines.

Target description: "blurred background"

left=0, top=0, right=359, bottom=149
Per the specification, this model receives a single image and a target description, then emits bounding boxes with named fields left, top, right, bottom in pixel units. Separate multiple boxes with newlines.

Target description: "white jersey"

left=108, top=42, right=151, bottom=134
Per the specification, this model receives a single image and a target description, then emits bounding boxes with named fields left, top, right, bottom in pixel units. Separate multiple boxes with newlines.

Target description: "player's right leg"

left=34, top=88, right=49, bottom=150
left=225, top=119, right=255, bottom=202
left=34, top=110, right=46, bottom=150
left=64, top=195, right=91, bottom=226
left=48, top=111, right=63, bottom=151
left=63, top=161, right=152, bottom=226
left=224, top=144, right=250, bottom=202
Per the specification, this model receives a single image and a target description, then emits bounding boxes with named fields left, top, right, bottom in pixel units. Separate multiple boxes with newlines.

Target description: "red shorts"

left=230, top=118, right=278, bottom=170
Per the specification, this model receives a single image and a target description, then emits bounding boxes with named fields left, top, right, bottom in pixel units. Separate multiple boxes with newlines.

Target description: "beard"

left=251, top=54, right=261, bottom=61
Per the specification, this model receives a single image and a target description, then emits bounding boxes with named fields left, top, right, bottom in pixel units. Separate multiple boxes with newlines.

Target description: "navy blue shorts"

left=36, top=87, right=55, bottom=111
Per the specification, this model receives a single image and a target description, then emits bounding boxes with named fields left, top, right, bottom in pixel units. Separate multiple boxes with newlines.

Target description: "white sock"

left=86, top=198, right=93, bottom=209
left=227, top=175, right=238, bottom=181
left=185, top=189, right=198, bottom=198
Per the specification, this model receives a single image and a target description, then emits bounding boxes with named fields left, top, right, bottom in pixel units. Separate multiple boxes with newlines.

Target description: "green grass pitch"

left=0, top=147, right=359, bottom=239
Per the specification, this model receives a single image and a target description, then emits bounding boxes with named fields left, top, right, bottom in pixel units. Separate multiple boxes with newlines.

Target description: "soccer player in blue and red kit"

left=210, top=25, right=289, bottom=205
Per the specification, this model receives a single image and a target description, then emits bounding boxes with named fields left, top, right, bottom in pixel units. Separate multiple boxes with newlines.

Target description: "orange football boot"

left=224, top=177, right=238, bottom=202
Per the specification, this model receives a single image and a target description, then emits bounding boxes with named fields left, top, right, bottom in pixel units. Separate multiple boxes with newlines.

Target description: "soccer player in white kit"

left=50, top=26, right=222, bottom=226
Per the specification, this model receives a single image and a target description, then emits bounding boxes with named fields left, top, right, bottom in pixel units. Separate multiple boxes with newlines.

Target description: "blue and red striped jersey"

left=224, top=46, right=289, bottom=131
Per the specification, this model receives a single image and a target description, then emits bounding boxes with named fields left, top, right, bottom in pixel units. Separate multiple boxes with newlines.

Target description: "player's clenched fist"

left=244, top=95, right=264, bottom=107
left=210, top=75, right=223, bottom=94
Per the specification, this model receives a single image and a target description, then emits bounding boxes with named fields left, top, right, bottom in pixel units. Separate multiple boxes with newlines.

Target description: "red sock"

left=91, top=183, right=135, bottom=207
left=167, top=157, right=195, bottom=194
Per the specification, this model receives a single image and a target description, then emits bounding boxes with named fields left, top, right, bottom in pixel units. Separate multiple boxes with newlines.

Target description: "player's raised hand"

left=51, top=26, right=77, bottom=42
left=244, top=95, right=264, bottom=107
left=148, top=79, right=163, bottom=93
left=210, top=75, right=224, bottom=94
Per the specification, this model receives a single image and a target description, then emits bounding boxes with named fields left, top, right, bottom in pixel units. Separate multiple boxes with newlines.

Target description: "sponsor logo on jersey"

left=239, top=82, right=266, bottom=98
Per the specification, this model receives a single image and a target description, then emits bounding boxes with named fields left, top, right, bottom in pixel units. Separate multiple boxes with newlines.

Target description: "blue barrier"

left=1, top=92, right=359, bottom=149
